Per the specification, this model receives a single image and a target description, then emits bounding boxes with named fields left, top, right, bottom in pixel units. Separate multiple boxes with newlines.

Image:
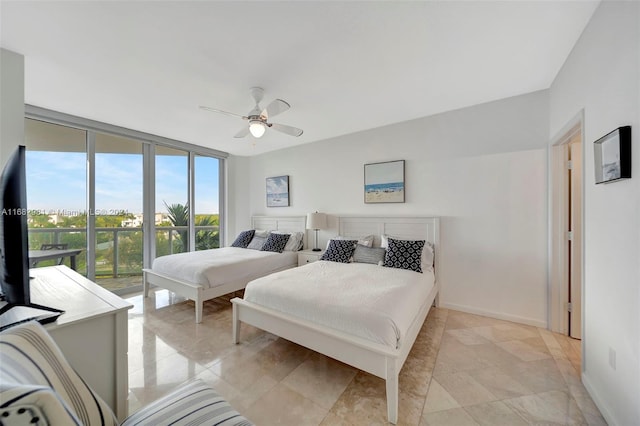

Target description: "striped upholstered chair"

left=0, top=321, right=252, bottom=426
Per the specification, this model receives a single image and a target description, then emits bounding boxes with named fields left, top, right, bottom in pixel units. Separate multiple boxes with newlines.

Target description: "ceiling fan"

left=200, top=87, right=303, bottom=139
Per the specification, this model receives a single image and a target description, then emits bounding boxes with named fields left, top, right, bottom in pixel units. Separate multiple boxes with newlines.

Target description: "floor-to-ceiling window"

left=155, top=146, right=189, bottom=256
left=194, top=154, right=220, bottom=251
left=95, top=132, right=144, bottom=291
left=24, top=119, right=88, bottom=275
left=23, top=107, right=227, bottom=295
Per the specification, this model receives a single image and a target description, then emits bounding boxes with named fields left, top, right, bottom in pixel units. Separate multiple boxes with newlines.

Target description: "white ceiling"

left=1, top=1, right=599, bottom=156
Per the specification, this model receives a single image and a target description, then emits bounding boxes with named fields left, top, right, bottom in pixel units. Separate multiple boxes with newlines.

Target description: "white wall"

left=235, top=90, right=550, bottom=327
left=0, top=48, right=25, bottom=167
left=549, top=2, right=640, bottom=425
left=225, top=155, right=251, bottom=243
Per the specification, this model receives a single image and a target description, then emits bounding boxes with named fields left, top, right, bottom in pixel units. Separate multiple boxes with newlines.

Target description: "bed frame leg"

left=386, top=360, right=399, bottom=424
left=232, top=303, right=240, bottom=344
left=195, top=301, right=203, bottom=323
left=434, top=292, right=440, bottom=307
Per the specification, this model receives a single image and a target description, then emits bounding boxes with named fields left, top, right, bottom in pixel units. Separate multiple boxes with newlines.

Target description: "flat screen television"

left=0, top=145, right=30, bottom=305
left=0, top=145, right=62, bottom=330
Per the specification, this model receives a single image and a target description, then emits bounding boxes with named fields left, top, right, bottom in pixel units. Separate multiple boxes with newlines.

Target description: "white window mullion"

left=219, top=158, right=226, bottom=247
left=188, top=152, right=196, bottom=252
left=143, top=143, right=155, bottom=268
left=86, top=132, right=96, bottom=280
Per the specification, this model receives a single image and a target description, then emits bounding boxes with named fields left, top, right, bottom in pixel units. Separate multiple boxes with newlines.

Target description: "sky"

left=25, top=151, right=219, bottom=215
left=364, top=160, right=404, bottom=185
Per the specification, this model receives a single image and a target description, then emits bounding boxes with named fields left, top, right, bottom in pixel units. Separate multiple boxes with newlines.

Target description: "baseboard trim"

left=582, top=373, right=617, bottom=426
left=439, top=302, right=547, bottom=328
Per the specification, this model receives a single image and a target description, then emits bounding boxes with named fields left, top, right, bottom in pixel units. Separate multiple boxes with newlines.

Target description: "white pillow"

left=254, top=229, right=271, bottom=238
left=273, top=231, right=304, bottom=251
left=381, top=234, right=434, bottom=272
left=326, top=234, right=375, bottom=249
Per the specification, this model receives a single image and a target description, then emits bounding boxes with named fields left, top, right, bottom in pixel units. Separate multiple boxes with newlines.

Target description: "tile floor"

left=126, top=290, right=606, bottom=425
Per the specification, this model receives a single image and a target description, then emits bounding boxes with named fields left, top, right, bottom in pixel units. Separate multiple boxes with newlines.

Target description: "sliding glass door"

left=24, top=118, right=88, bottom=275
left=194, top=154, right=220, bottom=251
left=95, top=132, right=143, bottom=291
left=155, top=146, right=189, bottom=256
left=23, top=108, right=226, bottom=295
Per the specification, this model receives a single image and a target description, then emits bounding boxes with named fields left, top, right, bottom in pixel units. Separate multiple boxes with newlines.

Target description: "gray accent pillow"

left=247, top=235, right=267, bottom=250
left=353, top=244, right=386, bottom=265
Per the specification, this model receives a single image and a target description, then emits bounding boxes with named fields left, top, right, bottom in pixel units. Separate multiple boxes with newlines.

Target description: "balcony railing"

left=28, top=226, right=219, bottom=283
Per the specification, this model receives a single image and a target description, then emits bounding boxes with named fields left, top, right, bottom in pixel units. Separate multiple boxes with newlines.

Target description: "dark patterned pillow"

left=230, top=230, right=255, bottom=248
left=260, top=233, right=290, bottom=253
left=320, top=239, right=358, bottom=263
left=353, top=244, right=386, bottom=265
left=383, top=238, right=425, bottom=273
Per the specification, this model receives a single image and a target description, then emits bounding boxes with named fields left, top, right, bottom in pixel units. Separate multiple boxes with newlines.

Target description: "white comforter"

left=243, top=260, right=435, bottom=348
left=151, top=247, right=297, bottom=289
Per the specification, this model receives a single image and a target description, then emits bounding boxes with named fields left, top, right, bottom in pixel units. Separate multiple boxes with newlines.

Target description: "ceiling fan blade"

left=269, top=122, right=303, bottom=137
left=199, top=106, right=247, bottom=120
left=233, top=126, right=250, bottom=138
left=260, top=99, right=290, bottom=120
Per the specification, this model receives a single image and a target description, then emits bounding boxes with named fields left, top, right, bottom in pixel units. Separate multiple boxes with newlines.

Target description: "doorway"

left=550, top=115, right=583, bottom=339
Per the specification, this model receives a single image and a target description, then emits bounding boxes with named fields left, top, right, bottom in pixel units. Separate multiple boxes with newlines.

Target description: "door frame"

left=549, top=110, right=585, bottom=346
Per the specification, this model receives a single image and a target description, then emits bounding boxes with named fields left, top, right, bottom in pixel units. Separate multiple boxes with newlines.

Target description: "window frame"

left=25, top=105, right=227, bottom=293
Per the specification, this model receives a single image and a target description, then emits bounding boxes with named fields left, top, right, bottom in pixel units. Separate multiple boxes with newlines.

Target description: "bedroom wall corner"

left=548, top=2, right=640, bottom=425
left=225, top=154, right=251, bottom=245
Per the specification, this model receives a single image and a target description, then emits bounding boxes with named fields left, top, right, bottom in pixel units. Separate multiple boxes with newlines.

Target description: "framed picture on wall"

left=266, top=175, right=290, bottom=207
left=364, top=160, right=405, bottom=203
left=594, top=126, right=631, bottom=184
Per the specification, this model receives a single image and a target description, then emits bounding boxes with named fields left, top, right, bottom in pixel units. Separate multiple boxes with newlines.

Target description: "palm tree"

left=195, top=215, right=219, bottom=250
left=164, top=201, right=189, bottom=252
left=163, top=202, right=219, bottom=251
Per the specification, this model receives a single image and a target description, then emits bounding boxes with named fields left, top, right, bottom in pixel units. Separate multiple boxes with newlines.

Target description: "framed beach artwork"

left=266, top=175, right=290, bottom=207
left=364, top=160, right=405, bottom=203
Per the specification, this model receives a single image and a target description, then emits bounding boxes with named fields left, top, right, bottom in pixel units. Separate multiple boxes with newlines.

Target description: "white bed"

left=143, top=216, right=306, bottom=323
left=231, top=216, right=439, bottom=424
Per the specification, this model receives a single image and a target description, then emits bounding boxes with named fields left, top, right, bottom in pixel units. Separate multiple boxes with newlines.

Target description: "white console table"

left=30, top=266, right=132, bottom=420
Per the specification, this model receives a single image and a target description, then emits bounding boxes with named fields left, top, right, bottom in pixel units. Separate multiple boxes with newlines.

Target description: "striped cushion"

left=0, top=321, right=117, bottom=426
left=0, top=382, right=81, bottom=424
left=353, top=244, right=386, bottom=265
left=122, top=379, right=253, bottom=426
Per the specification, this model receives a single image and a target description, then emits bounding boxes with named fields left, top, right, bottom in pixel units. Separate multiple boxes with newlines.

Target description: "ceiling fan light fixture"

left=249, top=120, right=266, bottom=138
left=201, top=88, right=302, bottom=138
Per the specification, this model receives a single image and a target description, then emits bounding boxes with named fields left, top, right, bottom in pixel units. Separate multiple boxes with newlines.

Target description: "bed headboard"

left=251, top=216, right=307, bottom=234
left=338, top=216, right=439, bottom=248
left=338, top=216, right=440, bottom=284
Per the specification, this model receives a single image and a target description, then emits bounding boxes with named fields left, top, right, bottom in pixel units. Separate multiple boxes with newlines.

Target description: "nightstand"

left=297, top=249, right=324, bottom=266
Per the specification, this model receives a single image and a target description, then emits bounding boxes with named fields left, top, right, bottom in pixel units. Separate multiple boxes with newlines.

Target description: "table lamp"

left=306, top=212, right=327, bottom=251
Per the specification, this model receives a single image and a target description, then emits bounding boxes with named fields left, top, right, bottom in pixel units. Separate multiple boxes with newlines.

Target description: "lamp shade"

left=306, top=212, right=327, bottom=230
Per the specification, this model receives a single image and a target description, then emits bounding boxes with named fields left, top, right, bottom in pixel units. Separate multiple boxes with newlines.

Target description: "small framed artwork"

left=594, top=126, right=631, bottom=184
left=266, top=175, right=290, bottom=207
left=364, top=160, right=405, bottom=203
